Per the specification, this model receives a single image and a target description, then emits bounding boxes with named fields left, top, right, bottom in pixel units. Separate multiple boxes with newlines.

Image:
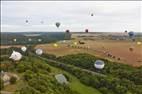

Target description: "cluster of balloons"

left=9, top=46, right=44, bottom=61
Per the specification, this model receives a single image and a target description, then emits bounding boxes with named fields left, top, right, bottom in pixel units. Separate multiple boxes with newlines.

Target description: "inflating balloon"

left=74, top=42, right=77, bottom=45
left=9, top=51, right=22, bottom=61
left=38, top=39, right=42, bottom=42
left=21, top=46, right=27, bottom=52
left=35, top=49, right=43, bottom=55
left=13, top=39, right=17, bottom=42
left=94, top=60, right=105, bottom=69
left=137, top=42, right=141, bottom=45
left=28, top=38, right=32, bottom=41
left=53, top=43, right=58, bottom=47
left=55, top=22, right=61, bottom=28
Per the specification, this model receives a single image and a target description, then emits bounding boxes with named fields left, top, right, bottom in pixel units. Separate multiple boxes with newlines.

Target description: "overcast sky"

left=1, top=1, right=142, bottom=32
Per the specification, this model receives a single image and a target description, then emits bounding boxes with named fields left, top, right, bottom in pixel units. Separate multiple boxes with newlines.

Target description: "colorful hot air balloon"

left=55, top=22, right=61, bottom=28
left=94, top=60, right=105, bottom=69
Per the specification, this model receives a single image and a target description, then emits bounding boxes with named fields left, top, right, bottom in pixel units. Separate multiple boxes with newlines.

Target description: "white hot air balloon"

left=21, top=46, right=27, bottom=52
left=38, top=39, right=42, bottom=42
left=35, top=49, right=43, bottom=55
left=94, top=60, right=105, bottom=69
left=9, top=51, right=22, bottom=61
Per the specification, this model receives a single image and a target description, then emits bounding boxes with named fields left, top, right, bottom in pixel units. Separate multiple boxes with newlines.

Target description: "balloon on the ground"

left=21, top=46, right=27, bottom=52
left=13, top=39, right=17, bottom=42
left=94, top=60, right=105, bottom=69
left=35, top=49, right=43, bottom=55
left=28, top=38, right=32, bottom=41
left=9, top=51, right=22, bottom=61
left=74, top=42, right=77, bottom=45
left=53, top=43, right=58, bottom=47
left=38, top=39, right=42, bottom=42
left=55, top=22, right=60, bottom=28
left=137, top=41, right=141, bottom=45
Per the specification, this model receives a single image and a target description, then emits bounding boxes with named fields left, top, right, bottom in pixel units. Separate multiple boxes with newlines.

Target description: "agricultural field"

left=35, top=33, right=142, bottom=67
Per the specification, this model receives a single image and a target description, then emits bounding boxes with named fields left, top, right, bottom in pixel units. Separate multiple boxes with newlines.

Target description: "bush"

left=10, top=76, right=17, bottom=84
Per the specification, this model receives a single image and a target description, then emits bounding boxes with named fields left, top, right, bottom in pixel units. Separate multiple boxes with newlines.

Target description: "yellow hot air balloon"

left=53, top=43, right=58, bottom=47
left=74, top=42, right=77, bottom=45
left=137, top=42, right=141, bottom=45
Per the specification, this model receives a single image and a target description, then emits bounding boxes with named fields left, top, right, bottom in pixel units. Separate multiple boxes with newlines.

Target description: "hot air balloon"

left=13, top=39, right=17, bottom=42
left=35, top=49, right=43, bottom=55
left=9, top=51, right=22, bottom=61
left=40, top=21, right=44, bottom=24
left=94, top=60, right=105, bottom=69
left=21, top=46, right=27, bottom=52
left=38, top=39, right=42, bottom=42
left=65, top=29, right=70, bottom=33
left=125, top=30, right=127, bottom=33
left=85, top=29, right=89, bottom=33
left=128, top=31, right=134, bottom=38
left=25, top=20, right=29, bottom=23
left=74, top=42, right=77, bottom=45
left=55, top=22, right=61, bottom=28
left=53, top=43, right=58, bottom=47
left=137, top=41, right=141, bottom=45
left=28, top=38, right=32, bottom=41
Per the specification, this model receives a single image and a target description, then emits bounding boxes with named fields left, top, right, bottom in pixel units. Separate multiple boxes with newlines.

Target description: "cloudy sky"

left=1, top=1, right=142, bottom=32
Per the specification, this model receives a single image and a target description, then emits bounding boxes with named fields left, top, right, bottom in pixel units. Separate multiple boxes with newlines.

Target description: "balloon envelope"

left=55, top=22, right=60, bottom=28
left=94, top=60, right=105, bottom=69
left=9, top=51, right=22, bottom=61
left=21, top=46, right=27, bottom=52
left=35, top=49, right=43, bottom=55
left=128, top=31, right=134, bottom=38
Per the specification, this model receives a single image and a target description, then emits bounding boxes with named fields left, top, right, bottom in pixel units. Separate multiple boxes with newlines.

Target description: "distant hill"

left=1, top=32, right=72, bottom=45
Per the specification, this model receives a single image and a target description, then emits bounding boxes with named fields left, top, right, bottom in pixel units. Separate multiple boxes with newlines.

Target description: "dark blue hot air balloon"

left=128, top=31, right=134, bottom=38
